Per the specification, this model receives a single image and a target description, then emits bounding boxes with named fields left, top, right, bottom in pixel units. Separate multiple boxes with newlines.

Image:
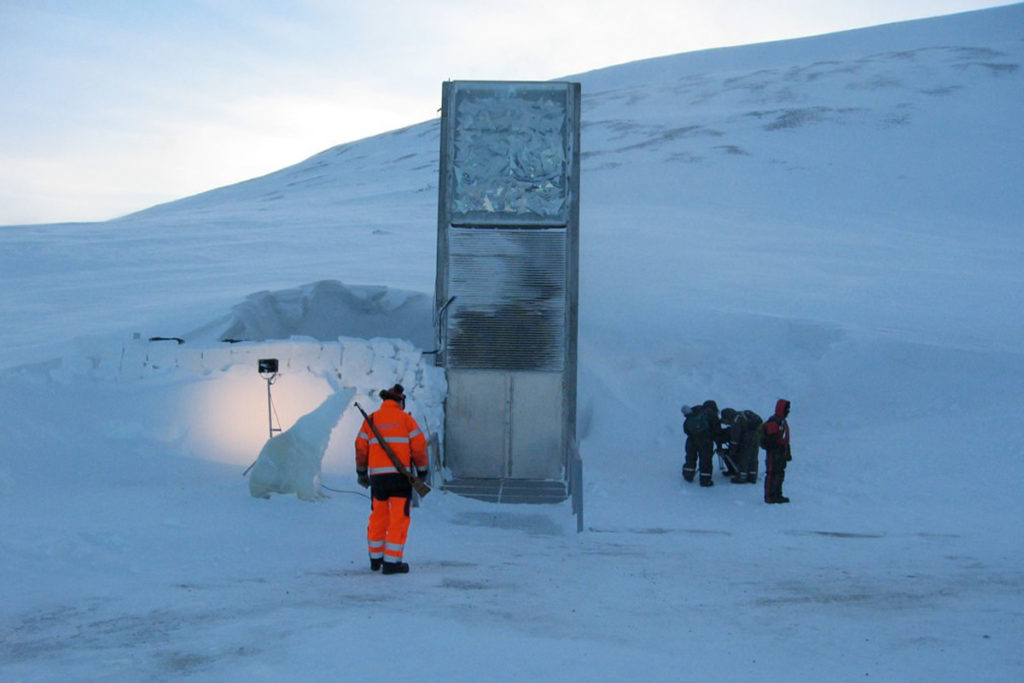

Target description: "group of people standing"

left=682, top=398, right=793, bottom=504
left=350, top=384, right=796, bottom=577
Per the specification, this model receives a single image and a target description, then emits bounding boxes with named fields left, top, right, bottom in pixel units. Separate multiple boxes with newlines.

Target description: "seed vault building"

left=434, top=81, right=581, bottom=504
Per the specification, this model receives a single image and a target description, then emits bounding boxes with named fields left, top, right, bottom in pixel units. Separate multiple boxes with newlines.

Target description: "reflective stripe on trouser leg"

left=368, top=498, right=389, bottom=559
left=697, top=441, right=713, bottom=483
left=383, top=496, right=411, bottom=563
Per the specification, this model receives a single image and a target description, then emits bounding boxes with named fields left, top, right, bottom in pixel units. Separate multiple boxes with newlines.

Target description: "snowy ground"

left=2, top=4, right=1023, bottom=681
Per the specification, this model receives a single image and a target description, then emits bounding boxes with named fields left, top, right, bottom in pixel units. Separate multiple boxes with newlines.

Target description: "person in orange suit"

left=354, top=384, right=428, bottom=574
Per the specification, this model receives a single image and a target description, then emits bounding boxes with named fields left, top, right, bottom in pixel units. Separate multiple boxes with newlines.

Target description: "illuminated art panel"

left=448, top=82, right=573, bottom=226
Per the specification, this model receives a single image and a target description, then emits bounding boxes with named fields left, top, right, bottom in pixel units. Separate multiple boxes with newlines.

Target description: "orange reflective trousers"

left=367, top=495, right=411, bottom=563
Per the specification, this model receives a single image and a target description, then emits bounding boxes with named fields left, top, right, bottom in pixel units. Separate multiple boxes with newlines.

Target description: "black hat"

left=380, top=384, right=406, bottom=404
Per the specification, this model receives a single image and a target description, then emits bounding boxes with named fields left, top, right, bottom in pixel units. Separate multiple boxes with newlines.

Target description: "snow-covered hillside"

left=1, top=4, right=1023, bottom=681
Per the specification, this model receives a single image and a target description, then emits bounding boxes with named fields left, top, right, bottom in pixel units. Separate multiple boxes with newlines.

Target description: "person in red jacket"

left=763, top=398, right=792, bottom=504
left=354, top=384, right=428, bottom=574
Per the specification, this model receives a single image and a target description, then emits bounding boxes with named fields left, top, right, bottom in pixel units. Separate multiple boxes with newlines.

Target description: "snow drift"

left=1, top=5, right=1023, bottom=681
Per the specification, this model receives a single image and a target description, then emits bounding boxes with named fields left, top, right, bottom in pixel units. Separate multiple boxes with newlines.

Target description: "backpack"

left=742, top=410, right=763, bottom=432
left=684, top=406, right=710, bottom=436
left=756, top=421, right=768, bottom=449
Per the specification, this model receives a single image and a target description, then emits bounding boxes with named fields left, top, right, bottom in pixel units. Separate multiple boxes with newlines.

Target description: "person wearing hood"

left=762, top=398, right=792, bottom=504
left=354, top=384, right=428, bottom=574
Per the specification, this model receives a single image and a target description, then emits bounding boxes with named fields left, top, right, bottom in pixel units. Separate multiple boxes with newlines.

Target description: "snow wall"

left=46, top=282, right=446, bottom=485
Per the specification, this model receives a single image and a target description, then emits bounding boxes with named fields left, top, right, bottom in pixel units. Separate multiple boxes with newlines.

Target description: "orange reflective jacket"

left=355, top=399, right=428, bottom=476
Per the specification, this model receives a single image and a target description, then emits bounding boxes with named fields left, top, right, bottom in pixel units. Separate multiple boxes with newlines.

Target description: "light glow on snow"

left=1, top=6, right=1022, bottom=680
left=185, top=365, right=335, bottom=468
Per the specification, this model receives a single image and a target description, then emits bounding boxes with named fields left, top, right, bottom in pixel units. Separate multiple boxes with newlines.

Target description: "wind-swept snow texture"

left=1, top=5, right=1023, bottom=681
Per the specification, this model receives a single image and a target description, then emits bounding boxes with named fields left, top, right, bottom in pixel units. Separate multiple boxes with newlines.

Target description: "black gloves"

left=416, top=468, right=429, bottom=481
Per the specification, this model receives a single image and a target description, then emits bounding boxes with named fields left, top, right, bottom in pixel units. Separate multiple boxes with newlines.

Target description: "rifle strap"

left=368, top=413, right=416, bottom=484
left=355, top=401, right=430, bottom=497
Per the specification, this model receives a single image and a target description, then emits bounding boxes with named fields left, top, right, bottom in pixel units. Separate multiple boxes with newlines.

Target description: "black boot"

left=730, top=475, right=747, bottom=484
left=382, top=561, right=410, bottom=575
left=699, top=478, right=714, bottom=487
left=370, top=557, right=382, bottom=572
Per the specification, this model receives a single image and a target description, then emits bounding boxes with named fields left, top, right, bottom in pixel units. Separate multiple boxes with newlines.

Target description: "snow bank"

left=184, top=280, right=435, bottom=350
left=4, top=8, right=1024, bottom=679
left=44, top=283, right=446, bottom=479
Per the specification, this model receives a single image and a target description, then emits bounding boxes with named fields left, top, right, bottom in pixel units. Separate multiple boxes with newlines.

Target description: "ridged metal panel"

left=446, top=227, right=566, bottom=371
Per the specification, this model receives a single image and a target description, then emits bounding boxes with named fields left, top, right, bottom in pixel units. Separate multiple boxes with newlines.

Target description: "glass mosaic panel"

left=449, top=83, right=572, bottom=226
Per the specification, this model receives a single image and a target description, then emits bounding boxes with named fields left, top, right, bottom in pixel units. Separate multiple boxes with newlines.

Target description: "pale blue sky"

left=0, top=0, right=1012, bottom=224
